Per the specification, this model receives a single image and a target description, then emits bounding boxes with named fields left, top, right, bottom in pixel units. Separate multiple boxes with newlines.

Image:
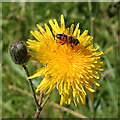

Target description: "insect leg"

left=53, top=43, right=65, bottom=52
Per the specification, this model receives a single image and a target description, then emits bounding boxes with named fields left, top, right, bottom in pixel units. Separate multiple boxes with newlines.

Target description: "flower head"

left=27, top=15, right=105, bottom=106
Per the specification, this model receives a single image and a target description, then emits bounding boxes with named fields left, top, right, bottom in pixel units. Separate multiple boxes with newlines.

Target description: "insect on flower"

left=27, top=14, right=105, bottom=106
left=56, top=33, right=79, bottom=48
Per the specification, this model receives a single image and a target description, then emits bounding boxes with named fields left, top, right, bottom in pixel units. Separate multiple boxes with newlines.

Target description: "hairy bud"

left=9, top=41, right=30, bottom=65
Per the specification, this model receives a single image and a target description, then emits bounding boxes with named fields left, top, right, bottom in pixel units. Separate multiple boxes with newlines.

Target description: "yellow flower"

left=27, top=15, right=105, bottom=106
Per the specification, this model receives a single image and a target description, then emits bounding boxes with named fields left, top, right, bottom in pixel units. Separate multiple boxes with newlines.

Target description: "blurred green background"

left=2, top=2, right=119, bottom=118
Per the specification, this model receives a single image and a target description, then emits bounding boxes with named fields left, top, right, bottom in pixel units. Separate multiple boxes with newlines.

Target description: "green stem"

left=88, top=0, right=95, bottom=46
left=88, top=0, right=92, bottom=13
left=41, top=93, right=51, bottom=108
left=22, top=65, right=52, bottom=119
left=22, top=64, right=39, bottom=107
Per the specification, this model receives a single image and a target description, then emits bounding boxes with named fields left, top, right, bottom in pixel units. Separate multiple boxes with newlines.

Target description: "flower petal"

left=73, top=23, right=79, bottom=37
left=61, top=14, right=65, bottom=30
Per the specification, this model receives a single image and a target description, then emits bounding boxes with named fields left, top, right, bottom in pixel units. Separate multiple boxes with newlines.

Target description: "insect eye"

left=56, top=34, right=62, bottom=39
left=9, top=41, right=30, bottom=65
left=56, top=35, right=59, bottom=38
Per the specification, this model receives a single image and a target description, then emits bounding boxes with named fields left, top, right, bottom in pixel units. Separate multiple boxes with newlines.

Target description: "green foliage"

left=2, top=2, right=119, bottom=118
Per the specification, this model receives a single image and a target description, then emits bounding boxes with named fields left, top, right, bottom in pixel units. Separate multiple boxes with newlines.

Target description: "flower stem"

left=22, top=64, right=39, bottom=107
left=34, top=93, right=43, bottom=119
left=41, top=93, right=51, bottom=108
left=22, top=64, right=46, bottom=119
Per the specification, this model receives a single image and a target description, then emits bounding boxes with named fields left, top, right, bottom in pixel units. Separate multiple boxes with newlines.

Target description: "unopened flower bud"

left=9, top=41, right=30, bottom=65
